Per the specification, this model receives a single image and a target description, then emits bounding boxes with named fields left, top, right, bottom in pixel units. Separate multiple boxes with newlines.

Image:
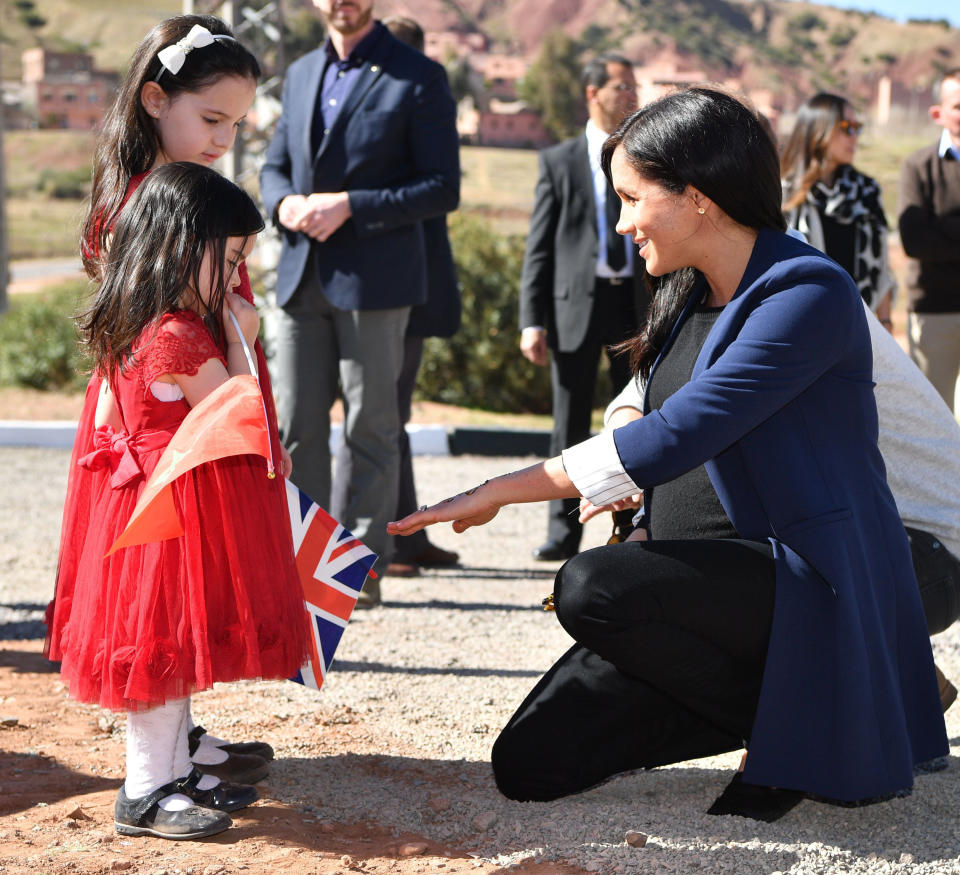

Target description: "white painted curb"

left=0, top=420, right=452, bottom=456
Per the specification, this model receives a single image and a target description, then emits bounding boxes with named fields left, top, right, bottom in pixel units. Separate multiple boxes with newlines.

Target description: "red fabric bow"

left=79, top=426, right=174, bottom=489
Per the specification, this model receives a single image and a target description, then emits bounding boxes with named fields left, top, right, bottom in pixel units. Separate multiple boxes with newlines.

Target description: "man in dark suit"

left=519, top=53, right=649, bottom=560
left=260, top=0, right=460, bottom=604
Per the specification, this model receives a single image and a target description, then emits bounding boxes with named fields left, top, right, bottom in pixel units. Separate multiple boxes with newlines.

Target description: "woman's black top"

left=644, top=304, right=740, bottom=541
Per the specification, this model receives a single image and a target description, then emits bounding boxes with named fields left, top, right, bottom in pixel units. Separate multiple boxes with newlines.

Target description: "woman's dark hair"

left=81, top=15, right=261, bottom=281
left=780, top=92, right=850, bottom=211
left=599, top=87, right=785, bottom=379
left=81, top=162, right=265, bottom=379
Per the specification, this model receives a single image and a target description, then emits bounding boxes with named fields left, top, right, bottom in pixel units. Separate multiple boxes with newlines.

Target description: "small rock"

left=625, top=830, right=648, bottom=848
left=428, top=796, right=452, bottom=813
left=399, top=842, right=428, bottom=857
left=109, top=862, right=132, bottom=872
left=203, top=866, right=225, bottom=875
left=1, top=716, right=19, bottom=727
left=900, top=854, right=914, bottom=865
left=65, top=806, right=92, bottom=822
left=339, top=855, right=356, bottom=868
left=472, top=811, right=498, bottom=831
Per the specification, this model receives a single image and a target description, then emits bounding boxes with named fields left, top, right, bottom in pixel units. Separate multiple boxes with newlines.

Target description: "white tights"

left=124, top=697, right=220, bottom=809
left=185, top=706, right=229, bottom=765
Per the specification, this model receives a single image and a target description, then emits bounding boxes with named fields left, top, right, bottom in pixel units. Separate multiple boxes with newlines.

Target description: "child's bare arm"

left=172, top=295, right=260, bottom=407
left=94, top=380, right=122, bottom=429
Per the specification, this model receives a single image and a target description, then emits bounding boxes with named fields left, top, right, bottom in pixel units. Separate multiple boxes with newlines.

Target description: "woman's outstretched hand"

left=388, top=481, right=499, bottom=536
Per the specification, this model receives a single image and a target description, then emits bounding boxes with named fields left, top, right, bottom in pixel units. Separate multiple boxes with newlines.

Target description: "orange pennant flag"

left=107, top=374, right=273, bottom=555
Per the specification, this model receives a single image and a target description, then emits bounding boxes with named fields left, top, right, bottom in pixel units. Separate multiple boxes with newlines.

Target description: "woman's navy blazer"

left=614, top=227, right=947, bottom=801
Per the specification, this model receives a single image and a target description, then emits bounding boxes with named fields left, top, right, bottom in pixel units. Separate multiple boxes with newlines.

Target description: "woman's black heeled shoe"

left=707, top=772, right=805, bottom=822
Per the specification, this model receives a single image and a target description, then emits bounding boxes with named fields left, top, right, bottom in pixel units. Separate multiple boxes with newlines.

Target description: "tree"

left=518, top=29, right=584, bottom=142
left=444, top=55, right=477, bottom=105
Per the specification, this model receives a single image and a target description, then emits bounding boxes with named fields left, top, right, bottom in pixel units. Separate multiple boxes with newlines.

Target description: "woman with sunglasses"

left=781, top=93, right=896, bottom=329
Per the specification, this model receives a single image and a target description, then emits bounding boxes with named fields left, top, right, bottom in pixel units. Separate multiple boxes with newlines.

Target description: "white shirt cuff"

left=561, top=431, right=640, bottom=507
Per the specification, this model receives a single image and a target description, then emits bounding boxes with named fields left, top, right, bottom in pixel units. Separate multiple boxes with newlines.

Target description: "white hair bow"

left=157, top=24, right=232, bottom=77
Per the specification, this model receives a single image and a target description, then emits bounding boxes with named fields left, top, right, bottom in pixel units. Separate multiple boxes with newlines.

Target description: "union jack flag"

left=285, top=480, right=378, bottom=690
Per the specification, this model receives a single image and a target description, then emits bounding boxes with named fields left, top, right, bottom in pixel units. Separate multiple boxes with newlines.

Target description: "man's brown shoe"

left=412, top=543, right=460, bottom=566
left=935, top=664, right=957, bottom=713
left=385, top=561, right=420, bottom=577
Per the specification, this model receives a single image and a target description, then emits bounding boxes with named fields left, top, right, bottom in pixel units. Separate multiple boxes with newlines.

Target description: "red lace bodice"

left=132, top=310, right=227, bottom=391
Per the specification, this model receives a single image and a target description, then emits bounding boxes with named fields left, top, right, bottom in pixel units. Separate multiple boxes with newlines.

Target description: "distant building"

left=21, top=48, right=119, bottom=130
left=458, top=96, right=553, bottom=149
left=425, top=30, right=489, bottom=62
left=474, top=54, right=529, bottom=101
left=632, top=63, right=710, bottom=107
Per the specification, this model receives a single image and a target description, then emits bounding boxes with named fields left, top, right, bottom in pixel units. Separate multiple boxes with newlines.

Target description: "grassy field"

left=4, top=125, right=942, bottom=261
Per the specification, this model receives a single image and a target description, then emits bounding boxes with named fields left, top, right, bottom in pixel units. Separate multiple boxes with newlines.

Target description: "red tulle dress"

left=46, top=170, right=285, bottom=679
left=50, top=311, right=308, bottom=712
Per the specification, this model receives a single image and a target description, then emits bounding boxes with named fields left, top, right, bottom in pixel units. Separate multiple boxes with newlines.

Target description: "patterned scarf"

left=785, top=165, right=896, bottom=311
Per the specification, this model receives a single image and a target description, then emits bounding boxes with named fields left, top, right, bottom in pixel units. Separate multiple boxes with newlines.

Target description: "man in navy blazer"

left=260, top=0, right=459, bottom=603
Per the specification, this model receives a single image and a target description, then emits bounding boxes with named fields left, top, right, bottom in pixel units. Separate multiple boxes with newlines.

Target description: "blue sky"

left=799, top=0, right=960, bottom=27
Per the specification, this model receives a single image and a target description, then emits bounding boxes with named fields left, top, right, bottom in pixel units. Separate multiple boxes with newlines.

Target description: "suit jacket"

left=615, top=228, right=947, bottom=801
left=897, top=141, right=960, bottom=313
left=260, top=28, right=460, bottom=311
left=519, top=134, right=648, bottom=352
left=406, top=215, right=460, bottom=338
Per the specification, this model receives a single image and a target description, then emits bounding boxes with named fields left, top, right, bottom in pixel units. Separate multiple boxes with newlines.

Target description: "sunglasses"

left=836, top=119, right=864, bottom=136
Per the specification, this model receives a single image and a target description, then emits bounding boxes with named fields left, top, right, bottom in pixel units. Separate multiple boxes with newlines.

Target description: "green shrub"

left=828, top=26, right=856, bottom=48
left=39, top=167, right=92, bottom=200
left=0, top=281, right=92, bottom=390
left=416, top=213, right=553, bottom=414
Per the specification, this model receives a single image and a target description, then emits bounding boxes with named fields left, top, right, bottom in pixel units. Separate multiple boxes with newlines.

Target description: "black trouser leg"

left=392, top=336, right=428, bottom=560
left=492, top=539, right=776, bottom=801
left=545, top=341, right=602, bottom=550
left=492, top=643, right=744, bottom=801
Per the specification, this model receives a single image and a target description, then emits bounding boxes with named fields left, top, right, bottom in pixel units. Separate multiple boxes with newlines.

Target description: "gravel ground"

left=3, top=446, right=960, bottom=874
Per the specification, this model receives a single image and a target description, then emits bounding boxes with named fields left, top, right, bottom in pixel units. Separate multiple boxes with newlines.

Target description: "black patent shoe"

left=189, top=725, right=275, bottom=762
left=114, top=784, right=231, bottom=840
left=175, top=767, right=259, bottom=812
left=191, top=750, right=268, bottom=784
left=532, top=540, right=578, bottom=561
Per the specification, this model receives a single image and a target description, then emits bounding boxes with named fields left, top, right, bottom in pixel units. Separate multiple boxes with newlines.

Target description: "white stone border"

left=0, top=420, right=452, bottom=456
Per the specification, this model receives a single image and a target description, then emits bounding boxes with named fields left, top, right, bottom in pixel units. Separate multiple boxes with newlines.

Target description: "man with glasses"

left=519, top=53, right=650, bottom=561
left=899, top=68, right=960, bottom=414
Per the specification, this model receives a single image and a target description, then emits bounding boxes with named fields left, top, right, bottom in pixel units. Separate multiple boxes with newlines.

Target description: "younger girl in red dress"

left=58, top=162, right=308, bottom=840
left=46, top=14, right=282, bottom=784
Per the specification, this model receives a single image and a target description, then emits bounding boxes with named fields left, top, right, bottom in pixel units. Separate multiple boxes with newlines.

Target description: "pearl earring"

left=697, top=206, right=705, bottom=215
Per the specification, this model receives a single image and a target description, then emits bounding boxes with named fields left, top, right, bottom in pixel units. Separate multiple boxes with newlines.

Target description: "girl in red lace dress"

left=58, top=162, right=308, bottom=840
left=46, top=15, right=283, bottom=786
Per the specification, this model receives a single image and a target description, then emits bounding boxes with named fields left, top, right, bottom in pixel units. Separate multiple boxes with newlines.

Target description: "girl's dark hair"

left=599, top=87, right=786, bottom=380
left=81, top=15, right=261, bottom=281
left=780, top=92, right=849, bottom=211
left=81, top=162, right=265, bottom=379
